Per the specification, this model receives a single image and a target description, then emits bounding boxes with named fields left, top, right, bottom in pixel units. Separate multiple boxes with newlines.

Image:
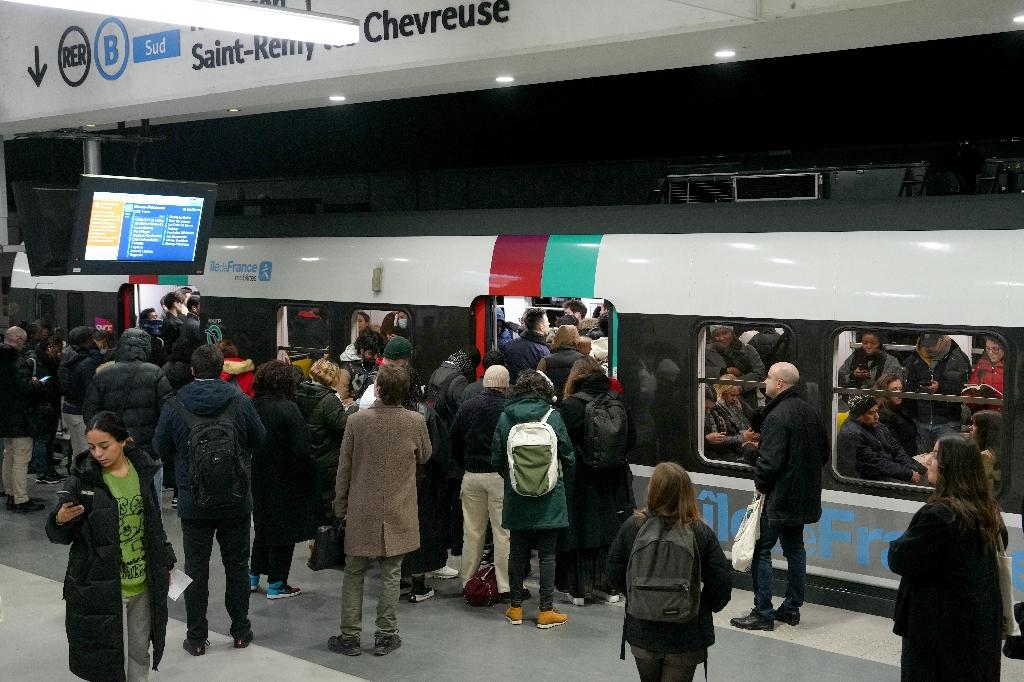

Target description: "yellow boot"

left=505, top=606, right=523, bottom=625
left=536, top=608, right=568, bottom=629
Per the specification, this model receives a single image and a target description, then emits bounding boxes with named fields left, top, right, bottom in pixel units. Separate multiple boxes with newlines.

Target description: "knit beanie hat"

left=483, top=365, right=510, bottom=389
left=383, top=336, right=413, bottom=360
left=847, top=394, right=877, bottom=418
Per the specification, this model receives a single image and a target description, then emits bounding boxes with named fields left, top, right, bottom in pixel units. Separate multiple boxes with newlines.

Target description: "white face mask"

left=397, top=318, right=408, bottom=330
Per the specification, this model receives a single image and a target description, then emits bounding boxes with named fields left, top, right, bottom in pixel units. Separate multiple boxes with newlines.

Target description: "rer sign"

left=133, top=30, right=181, bottom=64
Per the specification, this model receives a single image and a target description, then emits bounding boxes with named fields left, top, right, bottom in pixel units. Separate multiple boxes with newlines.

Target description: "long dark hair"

left=563, top=356, right=605, bottom=400
left=635, top=462, right=702, bottom=526
left=930, top=435, right=1003, bottom=550
left=86, top=411, right=132, bottom=443
left=971, top=410, right=1002, bottom=457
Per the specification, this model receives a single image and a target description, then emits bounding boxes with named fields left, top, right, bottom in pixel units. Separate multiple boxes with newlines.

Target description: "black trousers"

left=250, top=537, right=295, bottom=585
left=182, top=516, right=252, bottom=641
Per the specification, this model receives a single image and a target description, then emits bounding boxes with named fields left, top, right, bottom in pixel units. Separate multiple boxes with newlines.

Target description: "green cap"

left=383, top=336, right=413, bottom=360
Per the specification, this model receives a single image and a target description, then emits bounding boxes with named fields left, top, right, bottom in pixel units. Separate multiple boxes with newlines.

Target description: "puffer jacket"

left=220, top=357, right=255, bottom=397
left=903, top=337, right=970, bottom=424
left=83, top=329, right=172, bottom=449
left=0, top=343, right=42, bottom=437
left=60, top=345, right=104, bottom=414
left=295, top=379, right=348, bottom=523
left=45, top=445, right=176, bottom=682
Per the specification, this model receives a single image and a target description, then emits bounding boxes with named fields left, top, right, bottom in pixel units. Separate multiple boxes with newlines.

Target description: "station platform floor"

left=2, top=482, right=1022, bottom=682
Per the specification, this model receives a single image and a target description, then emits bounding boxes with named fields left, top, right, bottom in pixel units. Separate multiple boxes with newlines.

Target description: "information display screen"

left=70, top=175, right=217, bottom=275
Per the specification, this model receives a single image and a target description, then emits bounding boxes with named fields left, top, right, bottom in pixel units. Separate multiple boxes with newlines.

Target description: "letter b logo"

left=103, top=35, right=119, bottom=65
left=94, top=17, right=129, bottom=80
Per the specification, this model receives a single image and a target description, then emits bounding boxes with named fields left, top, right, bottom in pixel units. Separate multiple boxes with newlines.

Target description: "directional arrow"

left=27, top=45, right=47, bottom=87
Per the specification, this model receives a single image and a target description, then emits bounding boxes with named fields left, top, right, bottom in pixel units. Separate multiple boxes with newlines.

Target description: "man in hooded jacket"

left=60, top=326, right=105, bottom=458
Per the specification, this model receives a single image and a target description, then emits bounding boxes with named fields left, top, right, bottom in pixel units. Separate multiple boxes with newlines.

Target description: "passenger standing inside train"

left=838, top=331, right=902, bottom=391
left=152, top=344, right=266, bottom=655
left=380, top=311, right=410, bottom=342
left=704, top=325, right=766, bottom=412
left=329, top=365, right=431, bottom=657
left=46, top=411, right=176, bottom=682
left=504, top=308, right=551, bottom=383
left=875, top=374, right=923, bottom=463
left=1, top=326, right=45, bottom=512
left=731, top=362, right=828, bottom=631
left=557, top=357, right=634, bottom=604
left=837, top=395, right=924, bottom=483
left=83, top=329, right=173, bottom=496
left=249, top=360, right=318, bottom=599
left=888, top=435, right=1006, bottom=682
left=60, top=326, right=105, bottom=458
left=460, top=349, right=506, bottom=404
left=902, top=334, right=970, bottom=450
left=563, top=299, right=588, bottom=326
left=606, top=462, right=733, bottom=682
left=295, top=358, right=349, bottom=524
left=180, top=294, right=204, bottom=348
left=218, top=340, right=256, bottom=397
left=159, top=291, right=187, bottom=350
left=537, top=324, right=584, bottom=397
left=450, top=364, right=512, bottom=599
left=968, top=410, right=1002, bottom=491
left=138, top=308, right=167, bottom=367
left=492, top=370, right=575, bottom=629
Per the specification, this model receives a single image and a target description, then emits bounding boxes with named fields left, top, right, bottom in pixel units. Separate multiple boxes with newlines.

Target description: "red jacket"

left=967, top=356, right=1003, bottom=413
left=220, top=357, right=255, bottom=397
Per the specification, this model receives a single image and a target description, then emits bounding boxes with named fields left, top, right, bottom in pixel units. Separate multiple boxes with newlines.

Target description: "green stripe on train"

left=540, top=234, right=603, bottom=298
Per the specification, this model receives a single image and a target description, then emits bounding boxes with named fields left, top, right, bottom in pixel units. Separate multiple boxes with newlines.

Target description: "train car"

left=9, top=194, right=1024, bottom=615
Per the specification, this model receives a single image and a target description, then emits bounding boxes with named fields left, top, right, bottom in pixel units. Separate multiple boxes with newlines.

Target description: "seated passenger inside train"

left=964, top=336, right=1005, bottom=413
left=874, top=373, right=924, bottom=461
left=838, top=395, right=926, bottom=484
left=704, top=378, right=759, bottom=464
left=704, top=325, right=766, bottom=411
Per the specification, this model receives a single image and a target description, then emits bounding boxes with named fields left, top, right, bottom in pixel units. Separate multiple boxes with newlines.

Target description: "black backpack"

left=347, top=363, right=377, bottom=401
left=571, top=391, right=629, bottom=468
left=170, top=396, right=249, bottom=510
left=425, top=369, right=461, bottom=427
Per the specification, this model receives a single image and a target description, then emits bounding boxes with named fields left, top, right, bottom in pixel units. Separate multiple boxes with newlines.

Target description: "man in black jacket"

left=504, top=308, right=550, bottom=383
left=731, top=362, right=828, bottom=631
left=60, top=326, right=104, bottom=458
left=1, top=326, right=44, bottom=511
left=84, top=329, right=173, bottom=494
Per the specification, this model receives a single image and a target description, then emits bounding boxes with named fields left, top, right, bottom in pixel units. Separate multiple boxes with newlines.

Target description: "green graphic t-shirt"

left=102, top=461, right=148, bottom=598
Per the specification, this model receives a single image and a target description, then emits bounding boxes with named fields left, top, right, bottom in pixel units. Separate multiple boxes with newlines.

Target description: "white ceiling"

left=0, top=0, right=1020, bottom=134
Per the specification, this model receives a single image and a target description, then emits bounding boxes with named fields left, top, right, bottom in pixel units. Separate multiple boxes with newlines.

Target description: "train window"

left=37, top=292, right=55, bottom=324
left=697, top=322, right=791, bottom=468
left=832, top=328, right=1007, bottom=492
left=353, top=309, right=412, bottom=343
left=277, top=305, right=329, bottom=374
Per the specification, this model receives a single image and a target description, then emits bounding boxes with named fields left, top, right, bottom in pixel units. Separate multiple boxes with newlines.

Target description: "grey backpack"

left=626, top=515, right=701, bottom=624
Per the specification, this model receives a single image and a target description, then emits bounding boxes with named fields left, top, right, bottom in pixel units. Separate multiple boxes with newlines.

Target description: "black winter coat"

left=450, top=388, right=505, bottom=473
left=837, top=420, right=924, bottom=483
left=0, top=343, right=42, bottom=437
left=161, top=359, right=193, bottom=392
left=504, top=330, right=551, bottom=382
left=60, top=346, right=103, bottom=413
left=402, top=402, right=452, bottom=576
left=45, top=446, right=176, bottom=682
left=31, top=348, right=62, bottom=430
left=880, top=402, right=923, bottom=461
left=889, top=503, right=1005, bottom=681
left=180, top=314, right=204, bottom=348
left=754, top=388, right=829, bottom=526
left=541, top=346, right=584, bottom=397
left=903, top=340, right=971, bottom=425
left=559, top=375, right=636, bottom=549
left=606, top=515, right=732, bottom=653
left=159, top=316, right=183, bottom=350
left=252, top=396, right=318, bottom=545
left=294, top=380, right=348, bottom=523
left=83, top=330, right=172, bottom=451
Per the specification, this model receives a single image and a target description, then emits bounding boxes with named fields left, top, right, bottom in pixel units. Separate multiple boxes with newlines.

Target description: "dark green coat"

left=490, top=394, right=575, bottom=531
left=294, top=380, right=348, bottom=523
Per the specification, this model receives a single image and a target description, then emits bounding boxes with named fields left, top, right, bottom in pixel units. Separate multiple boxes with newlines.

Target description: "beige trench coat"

left=334, top=403, right=431, bottom=557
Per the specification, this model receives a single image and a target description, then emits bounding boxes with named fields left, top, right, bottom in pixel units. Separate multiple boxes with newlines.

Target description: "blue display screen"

left=83, top=191, right=204, bottom=262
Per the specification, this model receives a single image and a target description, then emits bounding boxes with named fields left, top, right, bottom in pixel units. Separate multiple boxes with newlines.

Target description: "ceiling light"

left=301, top=257, right=320, bottom=262
left=715, top=49, right=737, bottom=59
left=1015, top=14, right=1024, bottom=24
left=495, top=75, right=515, bottom=83
left=84, top=124, right=96, bottom=128
left=226, top=108, right=240, bottom=112
left=329, top=95, right=347, bottom=102
left=2, top=0, right=360, bottom=45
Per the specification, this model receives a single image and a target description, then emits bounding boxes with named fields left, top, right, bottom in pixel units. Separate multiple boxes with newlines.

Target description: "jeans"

left=250, top=537, right=296, bottom=585
left=916, top=420, right=960, bottom=452
left=509, top=528, right=558, bottom=610
left=631, top=645, right=705, bottom=682
left=2, top=437, right=34, bottom=504
left=31, top=432, right=57, bottom=476
left=181, top=516, right=252, bottom=641
left=460, top=472, right=510, bottom=593
left=124, top=589, right=151, bottom=681
left=341, top=554, right=405, bottom=639
left=751, top=517, right=806, bottom=621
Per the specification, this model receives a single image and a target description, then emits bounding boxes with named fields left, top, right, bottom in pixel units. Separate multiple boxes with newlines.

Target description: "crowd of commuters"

left=1, top=295, right=1020, bottom=681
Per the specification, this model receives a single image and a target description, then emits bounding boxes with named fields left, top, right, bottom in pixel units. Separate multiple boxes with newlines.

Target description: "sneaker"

left=773, top=610, right=800, bottom=626
left=537, top=608, right=568, bottom=629
left=409, top=584, right=434, bottom=603
left=504, top=606, right=523, bottom=625
left=12, top=499, right=45, bottom=513
left=233, top=630, right=254, bottom=649
left=328, top=635, right=362, bottom=656
left=565, top=593, right=585, bottom=607
left=182, top=638, right=209, bottom=656
left=249, top=574, right=260, bottom=593
left=36, top=472, right=64, bottom=484
left=428, top=565, right=459, bottom=579
left=267, top=581, right=301, bottom=600
left=730, top=611, right=775, bottom=631
left=373, top=634, right=401, bottom=656
left=171, top=497, right=178, bottom=509
left=592, top=589, right=621, bottom=604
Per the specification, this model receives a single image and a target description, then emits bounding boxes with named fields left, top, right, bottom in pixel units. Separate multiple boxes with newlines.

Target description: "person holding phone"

left=46, top=411, right=176, bottom=682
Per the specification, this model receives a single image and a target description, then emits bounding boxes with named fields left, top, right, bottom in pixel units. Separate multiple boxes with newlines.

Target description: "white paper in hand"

left=168, top=569, right=193, bottom=602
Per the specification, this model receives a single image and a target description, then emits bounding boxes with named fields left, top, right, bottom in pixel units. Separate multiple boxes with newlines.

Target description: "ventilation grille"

left=663, top=175, right=734, bottom=204
left=734, top=173, right=821, bottom=201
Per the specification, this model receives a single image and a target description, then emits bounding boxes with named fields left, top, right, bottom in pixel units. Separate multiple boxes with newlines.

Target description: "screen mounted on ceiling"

left=69, top=175, right=218, bottom=275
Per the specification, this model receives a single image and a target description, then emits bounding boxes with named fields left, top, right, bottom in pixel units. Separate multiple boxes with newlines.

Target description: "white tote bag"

left=998, top=542, right=1020, bottom=637
left=731, top=493, right=764, bottom=572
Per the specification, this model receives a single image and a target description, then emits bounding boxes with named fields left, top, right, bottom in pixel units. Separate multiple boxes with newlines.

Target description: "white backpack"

left=506, top=408, right=560, bottom=497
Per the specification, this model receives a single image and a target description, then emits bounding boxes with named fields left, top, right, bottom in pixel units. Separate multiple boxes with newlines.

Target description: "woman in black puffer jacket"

left=46, top=411, right=176, bottom=682
left=294, top=358, right=349, bottom=524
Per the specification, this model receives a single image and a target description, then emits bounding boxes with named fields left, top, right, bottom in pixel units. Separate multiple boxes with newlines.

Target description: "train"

left=7, top=193, right=1024, bottom=615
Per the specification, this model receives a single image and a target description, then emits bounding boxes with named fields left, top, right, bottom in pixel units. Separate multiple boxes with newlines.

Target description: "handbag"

left=997, top=540, right=1020, bottom=637
left=307, top=522, right=345, bottom=571
left=463, top=564, right=500, bottom=607
left=731, top=493, right=764, bottom=572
